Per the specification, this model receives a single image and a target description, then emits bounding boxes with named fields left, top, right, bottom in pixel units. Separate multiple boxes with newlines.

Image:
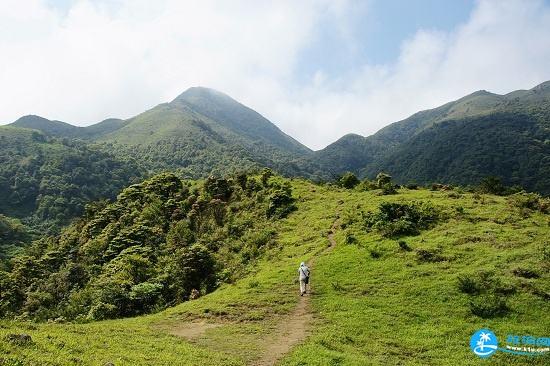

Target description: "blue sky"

left=297, top=0, right=475, bottom=80
left=2, top=0, right=550, bottom=149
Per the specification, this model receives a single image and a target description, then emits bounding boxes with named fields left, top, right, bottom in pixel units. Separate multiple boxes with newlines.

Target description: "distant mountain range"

left=314, top=80, right=550, bottom=192
left=2, top=81, right=550, bottom=230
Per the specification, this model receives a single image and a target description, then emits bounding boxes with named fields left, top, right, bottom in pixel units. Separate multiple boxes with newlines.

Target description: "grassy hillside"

left=1, top=176, right=548, bottom=365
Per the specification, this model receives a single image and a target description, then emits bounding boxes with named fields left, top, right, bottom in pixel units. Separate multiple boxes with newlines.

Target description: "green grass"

left=1, top=182, right=549, bottom=365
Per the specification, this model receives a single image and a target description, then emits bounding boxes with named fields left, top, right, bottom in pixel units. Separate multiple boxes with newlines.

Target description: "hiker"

left=298, top=262, right=310, bottom=296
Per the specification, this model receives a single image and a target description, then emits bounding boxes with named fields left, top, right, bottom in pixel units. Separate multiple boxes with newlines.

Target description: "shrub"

left=375, top=172, right=397, bottom=195
left=416, top=247, right=445, bottom=263
left=457, top=271, right=498, bottom=294
left=166, top=220, right=195, bottom=249
left=469, top=294, right=509, bottom=318
left=397, top=240, right=411, bottom=251
left=478, top=176, right=507, bottom=195
left=369, top=248, right=382, bottom=259
left=364, top=201, right=442, bottom=238
left=512, top=267, right=540, bottom=279
left=87, top=302, right=118, bottom=320
left=543, top=243, right=550, bottom=262
left=357, top=179, right=377, bottom=191
left=266, top=184, right=296, bottom=219
left=507, top=192, right=549, bottom=214
left=260, top=168, right=273, bottom=187
left=204, top=176, right=233, bottom=201
left=338, top=172, right=360, bottom=189
left=457, top=276, right=480, bottom=295
left=129, top=282, right=163, bottom=311
left=345, top=232, right=357, bottom=245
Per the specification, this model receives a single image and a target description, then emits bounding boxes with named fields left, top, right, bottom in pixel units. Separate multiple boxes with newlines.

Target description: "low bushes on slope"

left=364, top=201, right=443, bottom=237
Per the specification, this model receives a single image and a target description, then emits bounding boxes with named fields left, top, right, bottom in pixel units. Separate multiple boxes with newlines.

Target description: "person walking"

left=298, top=262, right=310, bottom=296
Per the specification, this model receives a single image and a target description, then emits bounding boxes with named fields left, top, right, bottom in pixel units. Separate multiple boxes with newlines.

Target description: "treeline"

left=0, top=170, right=296, bottom=321
left=335, top=171, right=548, bottom=198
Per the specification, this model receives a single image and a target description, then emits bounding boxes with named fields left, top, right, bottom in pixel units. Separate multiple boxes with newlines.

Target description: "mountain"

left=316, top=81, right=550, bottom=193
left=10, top=115, right=81, bottom=138
left=9, top=115, right=128, bottom=140
left=173, top=87, right=308, bottom=155
left=96, top=87, right=315, bottom=178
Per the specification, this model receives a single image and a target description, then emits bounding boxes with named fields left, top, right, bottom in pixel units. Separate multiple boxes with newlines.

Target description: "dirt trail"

left=167, top=219, right=339, bottom=365
left=250, top=221, right=338, bottom=366
left=168, top=321, right=222, bottom=340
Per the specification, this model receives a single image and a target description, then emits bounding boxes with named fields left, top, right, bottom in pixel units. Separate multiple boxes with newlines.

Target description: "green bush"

left=397, top=240, right=411, bottom=251
left=416, top=247, right=445, bottom=263
left=266, top=184, right=296, bottom=219
left=364, top=201, right=442, bottom=238
left=507, top=192, right=549, bottom=213
left=512, top=267, right=540, bottom=279
left=87, top=302, right=118, bottom=320
left=478, top=176, right=507, bottom=195
left=457, top=276, right=480, bottom=295
left=345, top=232, right=357, bottom=245
left=469, top=294, right=509, bottom=318
left=338, top=172, right=360, bottom=189
left=375, top=172, right=397, bottom=195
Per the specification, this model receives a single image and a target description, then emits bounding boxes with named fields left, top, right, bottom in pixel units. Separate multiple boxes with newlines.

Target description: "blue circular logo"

left=470, top=329, right=498, bottom=358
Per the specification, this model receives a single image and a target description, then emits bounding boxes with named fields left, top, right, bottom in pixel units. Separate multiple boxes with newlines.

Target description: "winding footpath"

left=251, top=221, right=338, bottom=366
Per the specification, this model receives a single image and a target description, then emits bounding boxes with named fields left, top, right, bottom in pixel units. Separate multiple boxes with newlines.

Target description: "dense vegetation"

left=368, top=112, right=550, bottom=194
left=0, top=126, right=143, bottom=235
left=0, top=215, right=30, bottom=262
left=0, top=170, right=296, bottom=321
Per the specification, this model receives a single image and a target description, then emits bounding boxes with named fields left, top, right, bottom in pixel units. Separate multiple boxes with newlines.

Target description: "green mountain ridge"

left=2, top=80, right=550, bottom=234
left=315, top=80, right=550, bottom=193
left=10, top=115, right=128, bottom=140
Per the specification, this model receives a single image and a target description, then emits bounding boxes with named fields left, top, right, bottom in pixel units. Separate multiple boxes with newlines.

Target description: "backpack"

left=301, top=267, right=310, bottom=284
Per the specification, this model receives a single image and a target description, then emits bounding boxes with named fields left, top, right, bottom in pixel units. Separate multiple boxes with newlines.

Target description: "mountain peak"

left=10, top=115, right=78, bottom=137
left=13, top=114, right=52, bottom=125
left=172, top=86, right=231, bottom=104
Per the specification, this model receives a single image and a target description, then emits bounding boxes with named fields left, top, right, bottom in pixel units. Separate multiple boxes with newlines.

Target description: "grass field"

left=1, top=180, right=549, bottom=365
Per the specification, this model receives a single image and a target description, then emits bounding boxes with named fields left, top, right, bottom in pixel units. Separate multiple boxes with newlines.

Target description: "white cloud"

left=1, top=0, right=550, bottom=150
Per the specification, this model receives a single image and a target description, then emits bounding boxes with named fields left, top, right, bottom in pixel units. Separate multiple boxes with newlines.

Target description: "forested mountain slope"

left=315, top=81, right=550, bottom=192
left=0, top=126, right=143, bottom=234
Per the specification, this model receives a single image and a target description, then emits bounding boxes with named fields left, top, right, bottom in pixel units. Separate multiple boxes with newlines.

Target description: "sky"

left=1, top=0, right=550, bottom=150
